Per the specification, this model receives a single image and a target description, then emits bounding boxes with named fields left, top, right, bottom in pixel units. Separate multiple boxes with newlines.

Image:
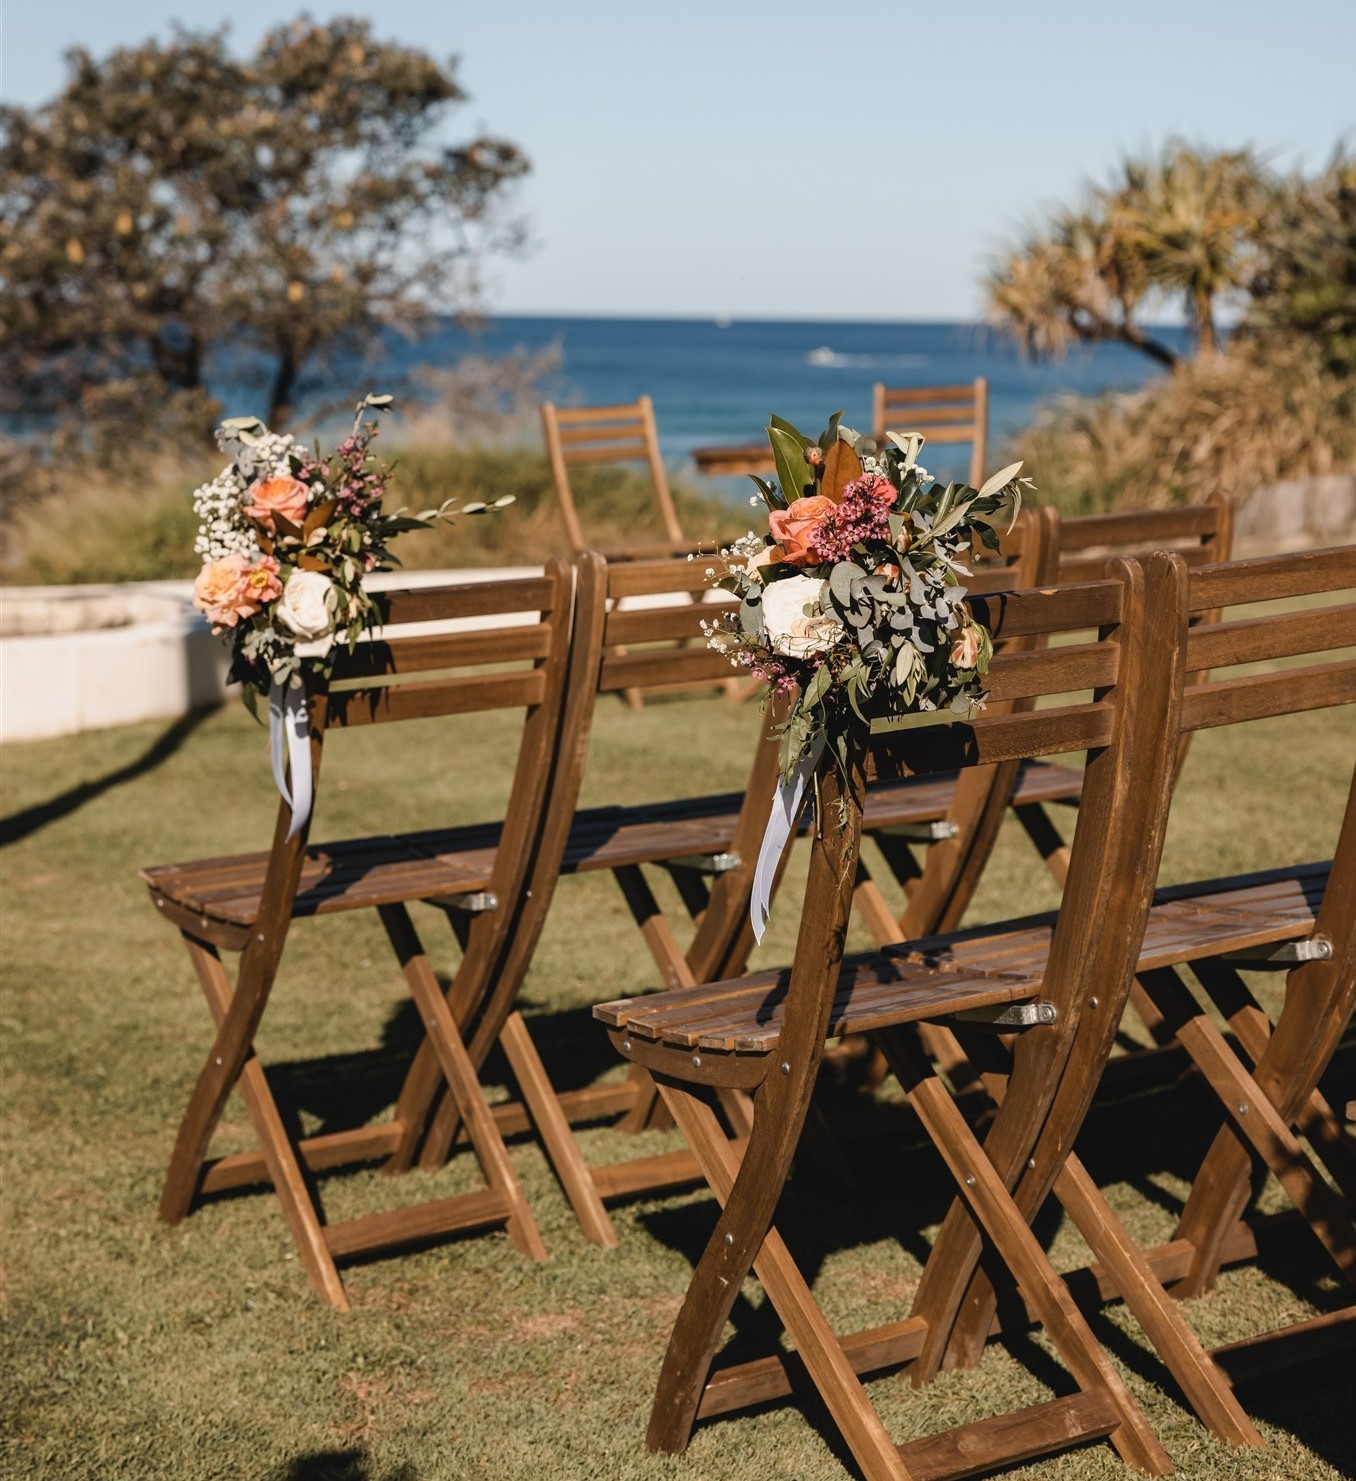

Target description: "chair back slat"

left=1188, top=546, right=1356, bottom=611
left=1181, top=660, right=1356, bottom=733
left=605, top=597, right=739, bottom=648
left=867, top=702, right=1117, bottom=780
left=598, top=647, right=739, bottom=694
left=1186, top=603, right=1356, bottom=673
left=373, top=577, right=561, bottom=626
left=326, top=669, right=548, bottom=728
left=982, top=641, right=1119, bottom=703
left=336, top=626, right=553, bottom=680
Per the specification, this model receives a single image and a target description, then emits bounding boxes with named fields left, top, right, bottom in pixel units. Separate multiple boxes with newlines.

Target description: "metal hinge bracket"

left=939, top=1000, right=1057, bottom=1031
left=1222, top=936, right=1332, bottom=968
left=878, top=819, right=960, bottom=843
left=428, top=890, right=498, bottom=914
left=667, top=851, right=742, bottom=875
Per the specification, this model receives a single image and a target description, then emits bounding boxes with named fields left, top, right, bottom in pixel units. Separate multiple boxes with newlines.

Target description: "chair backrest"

left=871, top=378, right=989, bottom=488
left=771, top=553, right=1189, bottom=1120
left=1056, top=494, right=1234, bottom=584
left=541, top=396, right=683, bottom=552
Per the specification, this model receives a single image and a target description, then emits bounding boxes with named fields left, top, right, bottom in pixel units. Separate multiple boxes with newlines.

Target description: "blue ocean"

left=395, top=315, right=1185, bottom=496
left=244, top=315, right=1186, bottom=500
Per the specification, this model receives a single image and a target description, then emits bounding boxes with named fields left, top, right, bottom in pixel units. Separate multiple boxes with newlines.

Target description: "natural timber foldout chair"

left=541, top=395, right=693, bottom=560
left=915, top=543, right=1356, bottom=1402
left=140, top=565, right=574, bottom=1308
left=595, top=552, right=1202, bottom=1479
left=872, top=378, right=988, bottom=490
left=393, top=524, right=1053, bottom=1248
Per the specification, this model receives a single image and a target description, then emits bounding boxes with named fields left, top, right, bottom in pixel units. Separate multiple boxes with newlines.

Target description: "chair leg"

left=168, top=935, right=348, bottom=1309
left=1141, top=966, right=1356, bottom=1290
left=881, top=1031, right=1173, bottom=1475
left=379, top=905, right=546, bottom=1262
left=499, top=1010, right=619, bottom=1249
left=655, top=1082, right=910, bottom=1480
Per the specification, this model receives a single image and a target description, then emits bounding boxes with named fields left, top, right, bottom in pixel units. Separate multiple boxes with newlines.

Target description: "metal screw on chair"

left=692, top=1055, right=701, bottom=1067
left=1088, top=996, right=1099, bottom=1008
left=1027, top=1158, right=1036, bottom=1169
left=622, top=1039, right=632, bottom=1052
left=1237, top=1103, right=1248, bottom=1115
left=965, top=1175, right=976, bottom=1187
left=724, top=1233, right=734, bottom=1246
left=779, top=1062, right=790, bottom=1075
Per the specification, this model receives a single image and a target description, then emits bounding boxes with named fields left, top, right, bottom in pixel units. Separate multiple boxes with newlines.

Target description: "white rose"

left=761, top=574, right=844, bottom=659
left=275, top=570, right=336, bottom=655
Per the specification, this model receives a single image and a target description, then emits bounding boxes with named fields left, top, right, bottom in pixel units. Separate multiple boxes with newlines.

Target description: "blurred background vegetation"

left=1, top=18, right=1353, bottom=582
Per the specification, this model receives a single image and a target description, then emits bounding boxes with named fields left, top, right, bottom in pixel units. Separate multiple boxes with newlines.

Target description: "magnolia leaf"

left=302, top=499, right=337, bottom=537
left=296, top=552, right=329, bottom=572
left=768, top=413, right=812, bottom=449
left=819, top=438, right=862, bottom=503
left=768, top=426, right=813, bottom=507
left=977, top=461, right=1023, bottom=499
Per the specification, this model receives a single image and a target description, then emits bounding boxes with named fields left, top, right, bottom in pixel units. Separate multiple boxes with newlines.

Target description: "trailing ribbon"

left=750, top=730, right=825, bottom=942
left=268, top=678, right=313, bottom=841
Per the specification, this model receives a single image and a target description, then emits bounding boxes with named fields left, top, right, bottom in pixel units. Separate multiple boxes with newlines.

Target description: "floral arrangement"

left=705, top=414, right=1030, bottom=783
left=191, top=393, right=502, bottom=698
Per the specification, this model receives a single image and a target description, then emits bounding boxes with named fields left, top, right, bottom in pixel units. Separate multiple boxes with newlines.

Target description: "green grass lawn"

left=1, top=688, right=1353, bottom=1481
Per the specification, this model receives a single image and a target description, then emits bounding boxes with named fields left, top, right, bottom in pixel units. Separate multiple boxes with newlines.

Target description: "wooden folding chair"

left=398, top=524, right=1062, bottom=1238
left=872, top=379, right=989, bottom=490
left=541, top=395, right=693, bottom=559
left=596, top=552, right=1211, bottom=1478
left=917, top=544, right=1356, bottom=1398
left=857, top=496, right=1235, bottom=946
left=141, top=564, right=574, bottom=1307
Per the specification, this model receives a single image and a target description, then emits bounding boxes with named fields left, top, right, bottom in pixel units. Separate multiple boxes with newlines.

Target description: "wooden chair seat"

left=596, top=862, right=1325, bottom=1061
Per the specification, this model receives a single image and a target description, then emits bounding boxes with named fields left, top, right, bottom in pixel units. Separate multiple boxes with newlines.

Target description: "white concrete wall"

left=0, top=569, right=540, bottom=744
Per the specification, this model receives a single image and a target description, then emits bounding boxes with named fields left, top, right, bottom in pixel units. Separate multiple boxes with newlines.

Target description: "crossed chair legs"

left=158, top=904, right=546, bottom=1310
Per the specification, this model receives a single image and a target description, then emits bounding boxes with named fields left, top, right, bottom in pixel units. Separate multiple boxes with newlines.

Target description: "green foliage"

left=2, top=444, right=743, bottom=585
left=988, top=140, right=1270, bottom=366
left=1245, top=154, right=1356, bottom=378
left=0, top=17, right=528, bottom=436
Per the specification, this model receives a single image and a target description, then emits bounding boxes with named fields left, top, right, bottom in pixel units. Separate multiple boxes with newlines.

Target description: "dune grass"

left=2, top=447, right=745, bottom=586
left=1, top=686, right=1354, bottom=1481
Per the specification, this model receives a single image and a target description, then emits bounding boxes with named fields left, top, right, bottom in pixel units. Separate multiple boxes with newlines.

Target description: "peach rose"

left=241, top=555, right=282, bottom=607
left=768, top=495, right=835, bottom=567
left=744, top=543, right=787, bottom=583
left=194, top=555, right=255, bottom=630
left=244, top=474, right=310, bottom=532
left=950, top=625, right=982, bottom=669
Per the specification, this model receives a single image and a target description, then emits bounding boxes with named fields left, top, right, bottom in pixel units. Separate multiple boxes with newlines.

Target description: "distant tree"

left=987, top=140, right=1269, bottom=369
left=1245, top=153, right=1356, bottom=378
left=0, top=17, right=529, bottom=435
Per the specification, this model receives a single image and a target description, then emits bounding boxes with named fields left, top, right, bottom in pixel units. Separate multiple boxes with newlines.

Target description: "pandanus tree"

left=988, top=140, right=1271, bottom=369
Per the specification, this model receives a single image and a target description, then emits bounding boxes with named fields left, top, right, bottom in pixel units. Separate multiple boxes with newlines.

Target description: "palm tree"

left=1108, top=143, right=1268, bottom=354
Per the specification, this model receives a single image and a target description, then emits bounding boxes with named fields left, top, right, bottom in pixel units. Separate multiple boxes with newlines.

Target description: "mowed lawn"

left=2, top=680, right=1353, bottom=1481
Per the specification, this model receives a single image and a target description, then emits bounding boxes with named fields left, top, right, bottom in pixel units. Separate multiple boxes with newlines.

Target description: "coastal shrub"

left=1, top=446, right=742, bottom=584
left=1006, top=340, right=1356, bottom=514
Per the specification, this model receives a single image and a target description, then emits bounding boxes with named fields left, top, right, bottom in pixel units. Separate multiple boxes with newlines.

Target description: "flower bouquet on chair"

left=190, top=392, right=507, bottom=836
left=701, top=413, right=1029, bottom=936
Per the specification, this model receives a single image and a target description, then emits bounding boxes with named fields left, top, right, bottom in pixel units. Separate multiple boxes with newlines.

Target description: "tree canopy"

left=0, top=17, right=529, bottom=435
left=987, top=141, right=1271, bottom=369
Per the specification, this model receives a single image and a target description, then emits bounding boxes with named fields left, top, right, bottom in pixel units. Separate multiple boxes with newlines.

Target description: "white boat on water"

left=807, top=346, right=838, bottom=366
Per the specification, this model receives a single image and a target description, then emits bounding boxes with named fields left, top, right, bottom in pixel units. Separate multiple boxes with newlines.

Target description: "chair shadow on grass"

left=0, top=704, right=217, bottom=848
left=262, top=1451, right=417, bottom=1481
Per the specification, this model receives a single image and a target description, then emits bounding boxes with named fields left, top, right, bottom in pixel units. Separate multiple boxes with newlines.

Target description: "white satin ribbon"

left=750, top=730, right=825, bottom=942
left=268, top=678, right=313, bottom=841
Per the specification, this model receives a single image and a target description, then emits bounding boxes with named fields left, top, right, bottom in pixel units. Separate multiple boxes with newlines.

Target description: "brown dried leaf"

left=819, top=439, right=862, bottom=503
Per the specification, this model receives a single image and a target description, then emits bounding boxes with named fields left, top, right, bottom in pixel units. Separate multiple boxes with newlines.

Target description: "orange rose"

left=244, top=474, right=310, bottom=532
left=193, top=555, right=251, bottom=629
left=768, top=495, right=835, bottom=567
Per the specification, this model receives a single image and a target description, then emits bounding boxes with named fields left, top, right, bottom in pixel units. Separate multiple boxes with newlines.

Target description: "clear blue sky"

left=4, top=1, right=1353, bottom=319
